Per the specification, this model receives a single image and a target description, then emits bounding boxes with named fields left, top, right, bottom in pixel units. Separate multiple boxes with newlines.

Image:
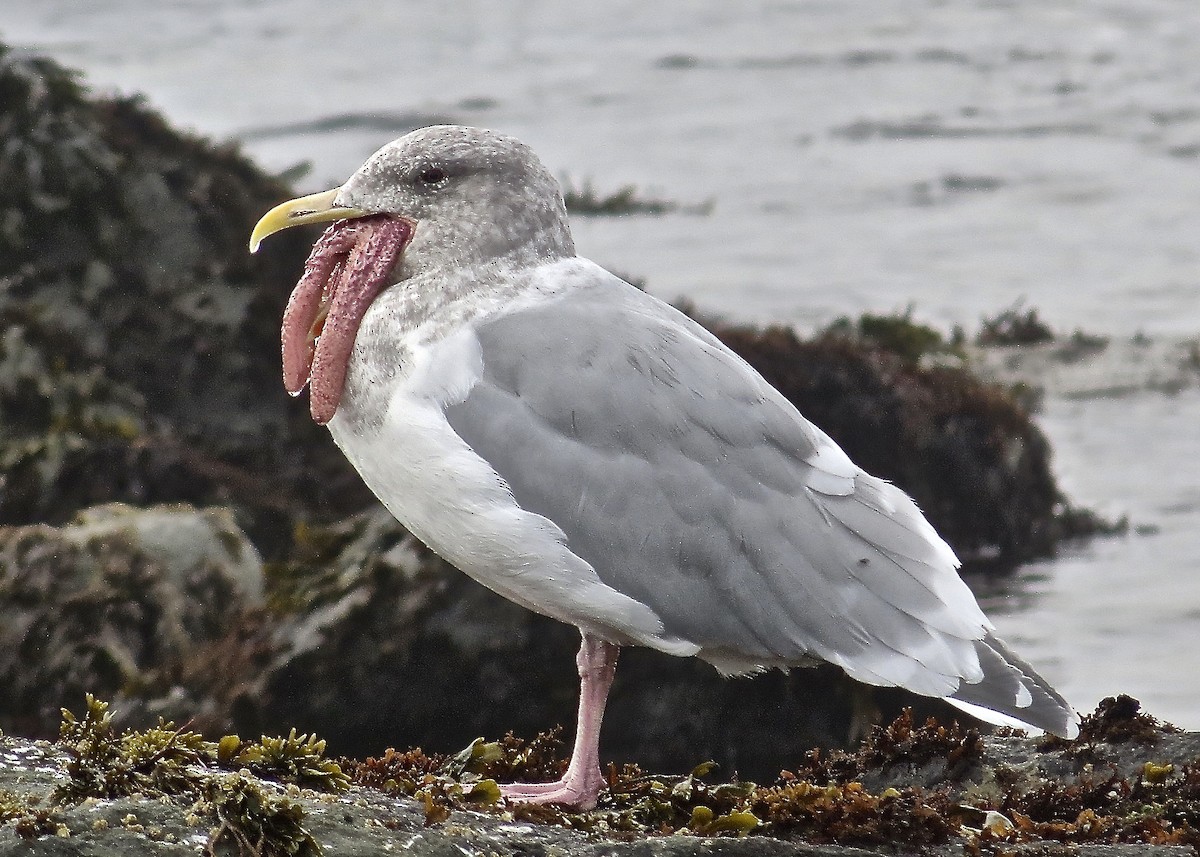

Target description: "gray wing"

left=444, top=266, right=1076, bottom=736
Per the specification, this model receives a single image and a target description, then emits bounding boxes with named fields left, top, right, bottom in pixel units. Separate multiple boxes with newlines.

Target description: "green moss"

left=40, top=695, right=347, bottom=854
left=820, top=309, right=956, bottom=365
left=204, top=773, right=321, bottom=857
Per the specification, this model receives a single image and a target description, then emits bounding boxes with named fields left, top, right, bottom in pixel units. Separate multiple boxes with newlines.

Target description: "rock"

left=1, top=699, right=1196, bottom=856
left=0, top=503, right=263, bottom=737
left=68, top=503, right=264, bottom=604
left=0, top=41, right=371, bottom=556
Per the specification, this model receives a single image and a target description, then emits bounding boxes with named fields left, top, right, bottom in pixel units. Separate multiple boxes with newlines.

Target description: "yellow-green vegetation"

left=204, top=773, right=321, bottom=857
left=39, top=695, right=347, bottom=855
left=5, top=695, right=1198, bottom=853
left=56, top=695, right=208, bottom=802
left=820, top=308, right=960, bottom=365
left=342, top=700, right=1200, bottom=851
left=343, top=724, right=957, bottom=844
left=0, top=788, right=63, bottom=840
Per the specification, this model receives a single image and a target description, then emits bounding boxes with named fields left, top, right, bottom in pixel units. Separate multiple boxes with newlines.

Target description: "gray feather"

left=949, top=632, right=1079, bottom=737
left=443, top=269, right=1074, bottom=733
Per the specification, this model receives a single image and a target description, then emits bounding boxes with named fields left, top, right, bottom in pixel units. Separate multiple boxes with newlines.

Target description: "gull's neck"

left=333, top=256, right=593, bottom=433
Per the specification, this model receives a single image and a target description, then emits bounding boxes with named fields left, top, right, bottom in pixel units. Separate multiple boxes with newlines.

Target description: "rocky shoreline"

left=1, top=696, right=1197, bottom=856
left=2, top=40, right=1188, bottom=855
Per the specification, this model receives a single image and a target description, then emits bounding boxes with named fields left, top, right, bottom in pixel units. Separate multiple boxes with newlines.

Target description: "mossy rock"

left=0, top=42, right=369, bottom=556
left=1, top=698, right=1197, bottom=856
left=0, top=503, right=263, bottom=737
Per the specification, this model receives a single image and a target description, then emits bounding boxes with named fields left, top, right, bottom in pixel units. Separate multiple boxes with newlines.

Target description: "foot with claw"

left=499, top=634, right=617, bottom=810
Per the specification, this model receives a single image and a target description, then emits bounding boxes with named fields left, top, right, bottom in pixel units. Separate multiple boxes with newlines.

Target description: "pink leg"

left=500, top=632, right=619, bottom=810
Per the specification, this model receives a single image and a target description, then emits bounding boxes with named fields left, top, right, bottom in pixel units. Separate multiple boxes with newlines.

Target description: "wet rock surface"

left=0, top=37, right=1129, bottom=828
left=0, top=503, right=263, bottom=739
left=1, top=699, right=1197, bottom=856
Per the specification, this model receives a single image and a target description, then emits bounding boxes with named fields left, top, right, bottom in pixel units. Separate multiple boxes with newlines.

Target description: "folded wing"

left=442, top=261, right=1077, bottom=737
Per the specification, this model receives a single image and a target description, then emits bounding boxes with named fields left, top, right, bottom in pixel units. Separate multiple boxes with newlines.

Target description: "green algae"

left=223, top=729, right=350, bottom=793
left=344, top=729, right=954, bottom=844
left=821, top=308, right=959, bottom=365
left=0, top=788, right=63, bottom=841
left=204, top=773, right=321, bottom=857
left=338, top=701, right=1200, bottom=852
left=43, top=695, right=347, bottom=855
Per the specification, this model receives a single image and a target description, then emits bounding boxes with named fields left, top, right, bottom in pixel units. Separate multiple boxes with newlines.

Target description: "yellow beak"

left=248, top=188, right=369, bottom=253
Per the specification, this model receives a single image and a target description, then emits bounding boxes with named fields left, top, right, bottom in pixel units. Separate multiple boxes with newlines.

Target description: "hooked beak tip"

left=248, top=187, right=368, bottom=253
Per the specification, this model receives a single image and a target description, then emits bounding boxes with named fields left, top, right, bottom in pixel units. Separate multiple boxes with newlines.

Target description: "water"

left=968, top=386, right=1200, bottom=725
left=6, top=0, right=1199, bottom=728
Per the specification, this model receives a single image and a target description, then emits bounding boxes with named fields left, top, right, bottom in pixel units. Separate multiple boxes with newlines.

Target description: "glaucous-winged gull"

left=250, top=125, right=1078, bottom=809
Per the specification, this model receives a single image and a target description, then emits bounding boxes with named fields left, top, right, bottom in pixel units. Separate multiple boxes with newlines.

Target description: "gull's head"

left=248, top=125, right=575, bottom=424
left=339, top=125, right=575, bottom=271
left=251, top=125, right=575, bottom=270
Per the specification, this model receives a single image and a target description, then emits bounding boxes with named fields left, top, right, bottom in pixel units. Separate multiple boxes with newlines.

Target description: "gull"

left=250, top=125, right=1078, bottom=809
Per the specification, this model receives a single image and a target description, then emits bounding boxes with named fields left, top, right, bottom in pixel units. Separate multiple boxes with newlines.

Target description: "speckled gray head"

left=247, top=125, right=577, bottom=424
left=339, top=125, right=575, bottom=275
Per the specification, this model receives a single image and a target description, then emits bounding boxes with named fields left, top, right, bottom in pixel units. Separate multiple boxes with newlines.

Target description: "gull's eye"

left=417, top=166, right=448, bottom=188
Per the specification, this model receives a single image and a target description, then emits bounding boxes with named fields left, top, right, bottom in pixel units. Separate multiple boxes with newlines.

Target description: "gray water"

left=6, top=0, right=1199, bottom=728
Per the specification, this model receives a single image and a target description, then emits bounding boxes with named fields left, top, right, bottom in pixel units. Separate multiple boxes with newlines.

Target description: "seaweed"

left=561, top=178, right=683, bottom=216
left=1041, top=695, right=1180, bottom=754
left=0, top=789, right=63, bottom=840
left=751, top=778, right=955, bottom=846
left=344, top=722, right=958, bottom=844
left=853, top=708, right=986, bottom=778
left=977, top=301, right=1056, bottom=346
left=204, top=773, right=321, bottom=857
left=820, top=308, right=958, bottom=365
left=219, top=729, right=350, bottom=793
left=17, top=695, right=1200, bottom=854
left=41, top=696, right=347, bottom=855
left=55, top=695, right=210, bottom=803
left=338, top=701, right=1200, bottom=852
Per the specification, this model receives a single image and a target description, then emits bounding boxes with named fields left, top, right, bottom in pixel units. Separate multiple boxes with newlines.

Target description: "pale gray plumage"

left=442, top=270, right=1075, bottom=734
left=253, top=125, right=1078, bottom=809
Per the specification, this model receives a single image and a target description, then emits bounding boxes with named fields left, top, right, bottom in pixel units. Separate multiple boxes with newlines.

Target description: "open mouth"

left=281, top=214, right=414, bottom=424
